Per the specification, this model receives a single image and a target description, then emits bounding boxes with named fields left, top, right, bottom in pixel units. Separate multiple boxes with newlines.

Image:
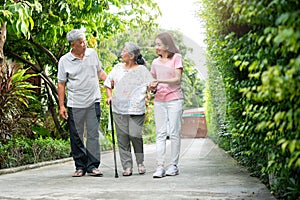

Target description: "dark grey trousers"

left=68, top=103, right=101, bottom=173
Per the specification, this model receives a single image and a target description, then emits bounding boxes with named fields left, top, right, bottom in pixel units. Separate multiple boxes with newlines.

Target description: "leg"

left=113, top=113, right=133, bottom=170
left=128, top=114, right=145, bottom=165
left=86, top=103, right=101, bottom=172
left=68, top=107, right=88, bottom=172
left=167, top=99, right=183, bottom=166
left=154, top=102, right=168, bottom=166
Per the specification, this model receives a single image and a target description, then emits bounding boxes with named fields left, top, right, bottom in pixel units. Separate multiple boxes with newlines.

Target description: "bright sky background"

left=154, top=0, right=206, bottom=48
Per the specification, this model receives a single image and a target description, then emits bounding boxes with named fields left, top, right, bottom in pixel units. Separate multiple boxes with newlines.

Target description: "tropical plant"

left=0, top=63, right=38, bottom=143
left=0, top=0, right=161, bottom=139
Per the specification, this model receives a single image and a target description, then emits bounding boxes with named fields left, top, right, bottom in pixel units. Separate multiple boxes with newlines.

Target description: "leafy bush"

left=0, top=63, right=39, bottom=143
left=199, top=0, right=300, bottom=198
left=0, top=135, right=70, bottom=169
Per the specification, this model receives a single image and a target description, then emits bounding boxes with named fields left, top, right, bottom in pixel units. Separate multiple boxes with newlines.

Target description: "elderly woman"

left=105, top=42, right=154, bottom=176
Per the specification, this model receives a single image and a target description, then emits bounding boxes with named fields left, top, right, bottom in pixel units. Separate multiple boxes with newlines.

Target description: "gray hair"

left=67, top=29, right=85, bottom=42
left=124, top=42, right=146, bottom=65
left=125, top=42, right=140, bottom=55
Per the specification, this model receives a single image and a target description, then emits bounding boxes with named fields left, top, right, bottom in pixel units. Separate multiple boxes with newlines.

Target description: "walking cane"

left=109, top=101, right=119, bottom=178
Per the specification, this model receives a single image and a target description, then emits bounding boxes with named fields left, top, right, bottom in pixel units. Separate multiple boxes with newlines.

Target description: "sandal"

left=72, top=169, right=85, bottom=177
left=87, top=168, right=103, bottom=177
left=138, top=164, right=146, bottom=174
left=122, top=168, right=132, bottom=176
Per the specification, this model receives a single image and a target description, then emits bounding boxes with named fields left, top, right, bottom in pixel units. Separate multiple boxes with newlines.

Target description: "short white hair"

left=66, top=29, right=85, bottom=42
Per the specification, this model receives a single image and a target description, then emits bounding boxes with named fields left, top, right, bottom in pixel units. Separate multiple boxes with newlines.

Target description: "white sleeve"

left=57, top=58, right=67, bottom=82
left=104, top=66, right=116, bottom=88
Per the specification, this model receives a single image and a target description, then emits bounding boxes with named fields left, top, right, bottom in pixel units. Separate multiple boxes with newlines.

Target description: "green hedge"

left=0, top=136, right=70, bottom=169
left=199, top=0, right=300, bottom=199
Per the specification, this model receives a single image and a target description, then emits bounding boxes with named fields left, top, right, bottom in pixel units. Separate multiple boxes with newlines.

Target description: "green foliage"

left=0, top=135, right=70, bottom=169
left=0, top=63, right=39, bottom=143
left=199, top=0, right=300, bottom=198
left=181, top=58, right=205, bottom=109
left=0, top=1, right=42, bottom=39
left=1, top=0, right=161, bottom=140
left=204, top=58, right=228, bottom=150
left=143, top=100, right=156, bottom=144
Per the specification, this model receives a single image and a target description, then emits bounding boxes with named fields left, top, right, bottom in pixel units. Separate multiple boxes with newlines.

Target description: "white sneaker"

left=166, top=165, right=179, bottom=176
left=153, top=166, right=166, bottom=178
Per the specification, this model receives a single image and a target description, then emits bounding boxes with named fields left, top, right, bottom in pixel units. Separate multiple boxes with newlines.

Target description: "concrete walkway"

left=0, top=138, right=275, bottom=200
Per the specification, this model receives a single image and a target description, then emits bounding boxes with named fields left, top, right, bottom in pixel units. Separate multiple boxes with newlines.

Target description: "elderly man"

left=57, top=29, right=107, bottom=177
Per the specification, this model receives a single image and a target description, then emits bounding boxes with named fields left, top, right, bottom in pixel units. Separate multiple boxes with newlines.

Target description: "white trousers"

left=154, top=99, right=183, bottom=166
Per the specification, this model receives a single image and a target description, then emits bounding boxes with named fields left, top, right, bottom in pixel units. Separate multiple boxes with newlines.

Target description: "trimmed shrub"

left=199, top=0, right=300, bottom=198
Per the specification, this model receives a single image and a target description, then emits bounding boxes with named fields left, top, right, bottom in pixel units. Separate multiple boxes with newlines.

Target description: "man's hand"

left=59, top=105, right=68, bottom=120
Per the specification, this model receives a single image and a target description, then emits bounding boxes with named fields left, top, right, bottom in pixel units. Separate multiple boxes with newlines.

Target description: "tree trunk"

left=0, top=23, right=7, bottom=73
left=46, top=84, right=68, bottom=139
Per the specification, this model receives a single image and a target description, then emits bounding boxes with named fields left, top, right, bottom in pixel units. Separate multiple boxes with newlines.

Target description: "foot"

left=153, top=166, right=166, bottom=178
left=166, top=165, right=179, bottom=176
left=138, top=163, right=146, bottom=174
left=72, top=169, right=85, bottom=177
left=87, top=168, right=103, bottom=177
left=122, top=168, right=132, bottom=176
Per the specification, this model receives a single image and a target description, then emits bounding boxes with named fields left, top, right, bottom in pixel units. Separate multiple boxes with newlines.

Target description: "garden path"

left=0, top=138, right=275, bottom=200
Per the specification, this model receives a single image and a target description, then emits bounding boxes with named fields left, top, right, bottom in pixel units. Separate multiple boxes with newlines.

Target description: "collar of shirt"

left=69, top=48, right=92, bottom=61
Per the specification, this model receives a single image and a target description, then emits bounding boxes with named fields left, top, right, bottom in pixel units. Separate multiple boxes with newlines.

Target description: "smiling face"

left=154, top=38, right=168, bottom=57
left=121, top=47, right=134, bottom=63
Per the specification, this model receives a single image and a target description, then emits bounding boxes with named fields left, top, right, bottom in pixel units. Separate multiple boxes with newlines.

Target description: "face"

left=71, top=38, right=87, bottom=54
left=121, top=47, right=134, bottom=62
left=154, top=38, right=168, bottom=56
